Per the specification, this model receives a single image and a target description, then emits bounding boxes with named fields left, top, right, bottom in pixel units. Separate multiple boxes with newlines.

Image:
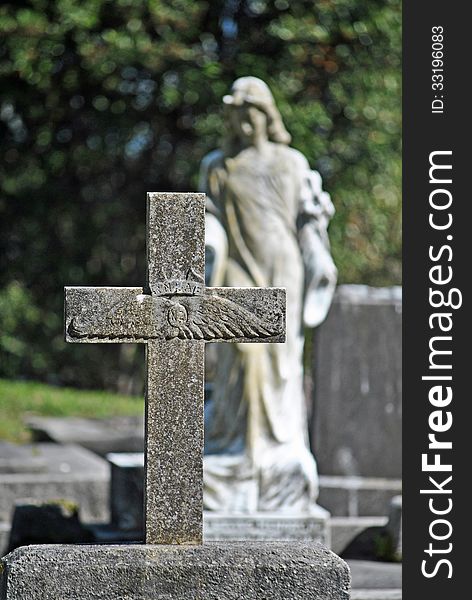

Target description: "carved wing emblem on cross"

left=163, top=295, right=283, bottom=341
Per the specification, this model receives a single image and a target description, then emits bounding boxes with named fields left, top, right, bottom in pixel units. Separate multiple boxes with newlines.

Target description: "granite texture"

left=64, top=192, right=286, bottom=544
left=146, top=192, right=206, bottom=297
left=0, top=543, right=350, bottom=600
left=0, top=443, right=109, bottom=523
left=145, top=337, right=204, bottom=544
left=312, top=285, right=402, bottom=480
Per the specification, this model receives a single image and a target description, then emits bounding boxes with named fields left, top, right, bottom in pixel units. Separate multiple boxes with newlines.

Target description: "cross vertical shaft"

left=145, top=193, right=205, bottom=544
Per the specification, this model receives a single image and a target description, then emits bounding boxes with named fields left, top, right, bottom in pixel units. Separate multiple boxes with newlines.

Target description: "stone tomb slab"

left=107, top=452, right=144, bottom=530
left=0, top=442, right=48, bottom=474
left=26, top=415, right=144, bottom=456
left=0, top=542, right=350, bottom=600
left=0, top=443, right=109, bottom=523
left=318, top=475, right=402, bottom=517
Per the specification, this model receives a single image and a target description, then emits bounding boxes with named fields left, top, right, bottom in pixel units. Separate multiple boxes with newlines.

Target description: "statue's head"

left=222, top=77, right=291, bottom=147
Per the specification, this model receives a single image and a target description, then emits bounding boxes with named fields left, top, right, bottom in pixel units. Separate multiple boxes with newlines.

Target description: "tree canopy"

left=0, top=0, right=401, bottom=389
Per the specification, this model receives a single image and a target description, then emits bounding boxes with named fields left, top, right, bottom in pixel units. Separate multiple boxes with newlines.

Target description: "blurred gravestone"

left=312, top=285, right=402, bottom=480
left=107, top=452, right=144, bottom=532
left=311, top=285, right=402, bottom=521
left=0, top=442, right=109, bottom=525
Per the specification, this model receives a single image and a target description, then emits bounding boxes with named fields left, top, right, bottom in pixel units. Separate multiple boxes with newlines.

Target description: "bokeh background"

left=0, top=0, right=401, bottom=394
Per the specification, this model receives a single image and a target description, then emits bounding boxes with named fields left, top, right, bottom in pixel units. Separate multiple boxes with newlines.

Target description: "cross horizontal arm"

left=65, top=286, right=286, bottom=344
left=64, top=286, right=148, bottom=343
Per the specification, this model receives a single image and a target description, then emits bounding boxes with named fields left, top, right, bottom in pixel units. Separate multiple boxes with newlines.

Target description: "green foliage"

left=0, top=0, right=401, bottom=389
left=0, top=378, right=142, bottom=442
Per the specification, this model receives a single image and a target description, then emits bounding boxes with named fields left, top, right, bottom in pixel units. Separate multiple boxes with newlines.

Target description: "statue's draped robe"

left=200, top=143, right=337, bottom=513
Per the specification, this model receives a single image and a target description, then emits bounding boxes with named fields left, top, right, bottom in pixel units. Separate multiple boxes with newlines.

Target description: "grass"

left=0, top=379, right=143, bottom=444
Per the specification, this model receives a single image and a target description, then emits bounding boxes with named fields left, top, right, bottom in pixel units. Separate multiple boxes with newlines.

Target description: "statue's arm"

left=292, top=150, right=338, bottom=328
left=293, top=151, right=335, bottom=236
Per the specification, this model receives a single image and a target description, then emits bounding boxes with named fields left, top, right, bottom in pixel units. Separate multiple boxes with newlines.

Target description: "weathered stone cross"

left=64, top=193, right=285, bottom=545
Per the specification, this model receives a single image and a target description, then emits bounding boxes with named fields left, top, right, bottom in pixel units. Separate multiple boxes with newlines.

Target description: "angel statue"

left=200, top=76, right=337, bottom=514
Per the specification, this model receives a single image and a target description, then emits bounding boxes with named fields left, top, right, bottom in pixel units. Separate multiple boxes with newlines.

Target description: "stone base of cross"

left=1, top=542, right=351, bottom=599
left=64, top=193, right=286, bottom=545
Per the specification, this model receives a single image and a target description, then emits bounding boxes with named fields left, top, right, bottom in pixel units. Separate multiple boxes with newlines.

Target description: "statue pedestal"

left=204, top=506, right=330, bottom=546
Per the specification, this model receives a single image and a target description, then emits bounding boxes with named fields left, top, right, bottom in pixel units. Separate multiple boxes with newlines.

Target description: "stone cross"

left=64, top=193, right=285, bottom=545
